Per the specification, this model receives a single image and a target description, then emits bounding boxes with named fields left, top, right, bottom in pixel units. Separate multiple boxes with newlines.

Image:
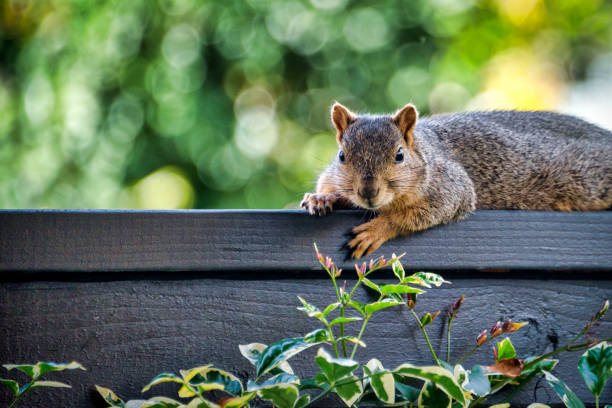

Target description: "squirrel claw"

left=346, top=219, right=391, bottom=259
left=301, top=193, right=336, bottom=216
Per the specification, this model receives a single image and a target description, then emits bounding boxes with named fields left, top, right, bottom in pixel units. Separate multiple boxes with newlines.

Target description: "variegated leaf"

left=334, top=375, right=363, bottom=407
left=142, top=373, right=184, bottom=393
left=314, top=348, right=359, bottom=382
left=363, top=358, right=394, bottom=404
left=238, top=343, right=294, bottom=375
left=418, top=381, right=451, bottom=408
left=0, top=378, right=19, bottom=396
left=95, top=385, right=125, bottom=406
left=256, top=383, right=299, bottom=408
left=394, top=364, right=467, bottom=407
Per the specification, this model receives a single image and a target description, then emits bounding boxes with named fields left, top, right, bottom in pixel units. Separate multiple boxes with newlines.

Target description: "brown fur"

left=301, top=103, right=612, bottom=259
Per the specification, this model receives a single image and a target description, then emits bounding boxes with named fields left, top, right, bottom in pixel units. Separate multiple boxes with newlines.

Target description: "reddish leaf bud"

left=505, top=321, right=528, bottom=333
left=453, top=295, right=465, bottom=312
left=490, top=321, right=502, bottom=337
left=431, top=310, right=441, bottom=321
left=407, top=293, right=417, bottom=310
left=369, top=259, right=375, bottom=270
left=477, top=330, right=487, bottom=346
left=355, top=264, right=363, bottom=279
left=334, top=267, right=342, bottom=278
left=325, top=256, right=333, bottom=270
left=502, top=319, right=512, bottom=332
left=492, top=346, right=498, bottom=361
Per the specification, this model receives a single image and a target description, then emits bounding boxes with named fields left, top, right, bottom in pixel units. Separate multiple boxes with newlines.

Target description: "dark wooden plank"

left=1, top=210, right=611, bottom=272
left=1, top=276, right=610, bottom=407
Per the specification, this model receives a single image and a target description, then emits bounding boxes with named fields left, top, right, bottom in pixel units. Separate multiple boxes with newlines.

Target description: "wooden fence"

left=0, top=210, right=611, bottom=407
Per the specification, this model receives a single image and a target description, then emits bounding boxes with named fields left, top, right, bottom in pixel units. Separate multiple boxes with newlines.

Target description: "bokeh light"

left=0, top=0, right=610, bottom=209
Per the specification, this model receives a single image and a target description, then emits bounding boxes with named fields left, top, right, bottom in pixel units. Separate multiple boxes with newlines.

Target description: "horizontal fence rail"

left=1, top=210, right=611, bottom=272
left=0, top=210, right=611, bottom=407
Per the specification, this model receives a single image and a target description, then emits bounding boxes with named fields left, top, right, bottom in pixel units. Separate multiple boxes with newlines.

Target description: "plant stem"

left=456, top=344, right=479, bottom=365
left=8, top=395, right=21, bottom=408
left=350, top=315, right=370, bottom=359
left=446, top=316, right=454, bottom=363
left=340, top=306, right=348, bottom=358
left=410, top=309, right=441, bottom=366
left=307, top=386, right=332, bottom=406
left=596, top=394, right=599, bottom=408
left=326, top=323, right=340, bottom=358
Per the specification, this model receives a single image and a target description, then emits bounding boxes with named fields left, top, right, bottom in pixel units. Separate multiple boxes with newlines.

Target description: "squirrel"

left=301, top=103, right=612, bottom=259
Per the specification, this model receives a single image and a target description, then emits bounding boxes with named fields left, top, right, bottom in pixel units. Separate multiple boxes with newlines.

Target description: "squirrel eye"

left=395, top=147, right=404, bottom=163
left=338, top=150, right=345, bottom=163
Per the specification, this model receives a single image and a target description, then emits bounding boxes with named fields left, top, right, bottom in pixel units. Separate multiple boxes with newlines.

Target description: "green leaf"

left=315, top=348, right=359, bottom=383
left=394, top=364, right=467, bottom=407
left=238, top=343, right=294, bottom=375
left=297, top=296, right=325, bottom=323
left=30, top=380, right=71, bottom=390
left=526, top=404, right=552, bottom=408
left=178, top=366, right=243, bottom=397
left=364, top=358, right=395, bottom=404
left=334, top=375, right=363, bottom=407
left=142, top=373, right=184, bottom=393
left=3, top=361, right=85, bottom=381
left=247, top=373, right=299, bottom=391
left=329, top=317, right=362, bottom=325
left=496, top=338, right=517, bottom=361
left=463, top=366, right=490, bottom=397
left=321, top=302, right=340, bottom=318
left=255, top=329, right=330, bottom=378
left=256, top=383, right=299, bottom=408
left=521, top=357, right=558, bottom=377
left=381, top=284, right=424, bottom=295
left=186, top=398, right=220, bottom=408
left=95, top=385, right=125, bottom=406
left=0, top=378, right=19, bottom=396
left=347, top=300, right=366, bottom=317
left=391, top=255, right=405, bottom=280
left=364, top=298, right=404, bottom=316
left=418, top=381, right=451, bottom=408
left=221, top=392, right=256, bottom=408
left=145, top=396, right=186, bottom=408
left=303, top=328, right=332, bottom=343
left=412, top=272, right=451, bottom=287
left=578, top=341, right=612, bottom=398
left=402, top=275, right=431, bottom=288
left=362, top=278, right=382, bottom=294
left=393, top=377, right=420, bottom=403
left=37, top=361, right=85, bottom=376
left=337, top=336, right=366, bottom=348
left=3, top=364, right=37, bottom=379
left=543, top=371, right=586, bottom=408
left=295, top=394, right=311, bottom=408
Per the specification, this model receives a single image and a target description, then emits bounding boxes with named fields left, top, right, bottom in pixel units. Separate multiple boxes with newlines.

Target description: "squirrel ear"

left=392, top=104, right=418, bottom=148
left=331, top=102, right=355, bottom=144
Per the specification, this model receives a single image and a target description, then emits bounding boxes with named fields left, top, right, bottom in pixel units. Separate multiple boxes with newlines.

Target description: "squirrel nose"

left=359, top=179, right=379, bottom=200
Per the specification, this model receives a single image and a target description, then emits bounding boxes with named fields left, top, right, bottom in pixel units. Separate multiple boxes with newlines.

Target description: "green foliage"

left=543, top=371, right=586, bottom=408
left=0, top=361, right=85, bottom=407
left=3, top=249, right=612, bottom=407
left=2, top=0, right=611, bottom=209
left=496, top=338, right=517, bottom=361
left=578, top=342, right=612, bottom=399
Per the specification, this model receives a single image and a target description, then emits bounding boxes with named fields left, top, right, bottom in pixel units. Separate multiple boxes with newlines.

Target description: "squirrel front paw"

left=347, top=217, right=394, bottom=259
left=301, top=193, right=337, bottom=215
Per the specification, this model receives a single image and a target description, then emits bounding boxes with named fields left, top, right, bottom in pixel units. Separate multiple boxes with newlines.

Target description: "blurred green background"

left=1, top=0, right=611, bottom=209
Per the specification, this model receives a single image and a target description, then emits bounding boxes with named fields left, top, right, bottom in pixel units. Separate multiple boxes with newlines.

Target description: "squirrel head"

left=330, top=102, right=424, bottom=210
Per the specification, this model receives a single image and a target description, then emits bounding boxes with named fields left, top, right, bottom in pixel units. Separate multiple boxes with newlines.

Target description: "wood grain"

left=0, top=276, right=610, bottom=407
left=1, top=210, right=611, bottom=272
